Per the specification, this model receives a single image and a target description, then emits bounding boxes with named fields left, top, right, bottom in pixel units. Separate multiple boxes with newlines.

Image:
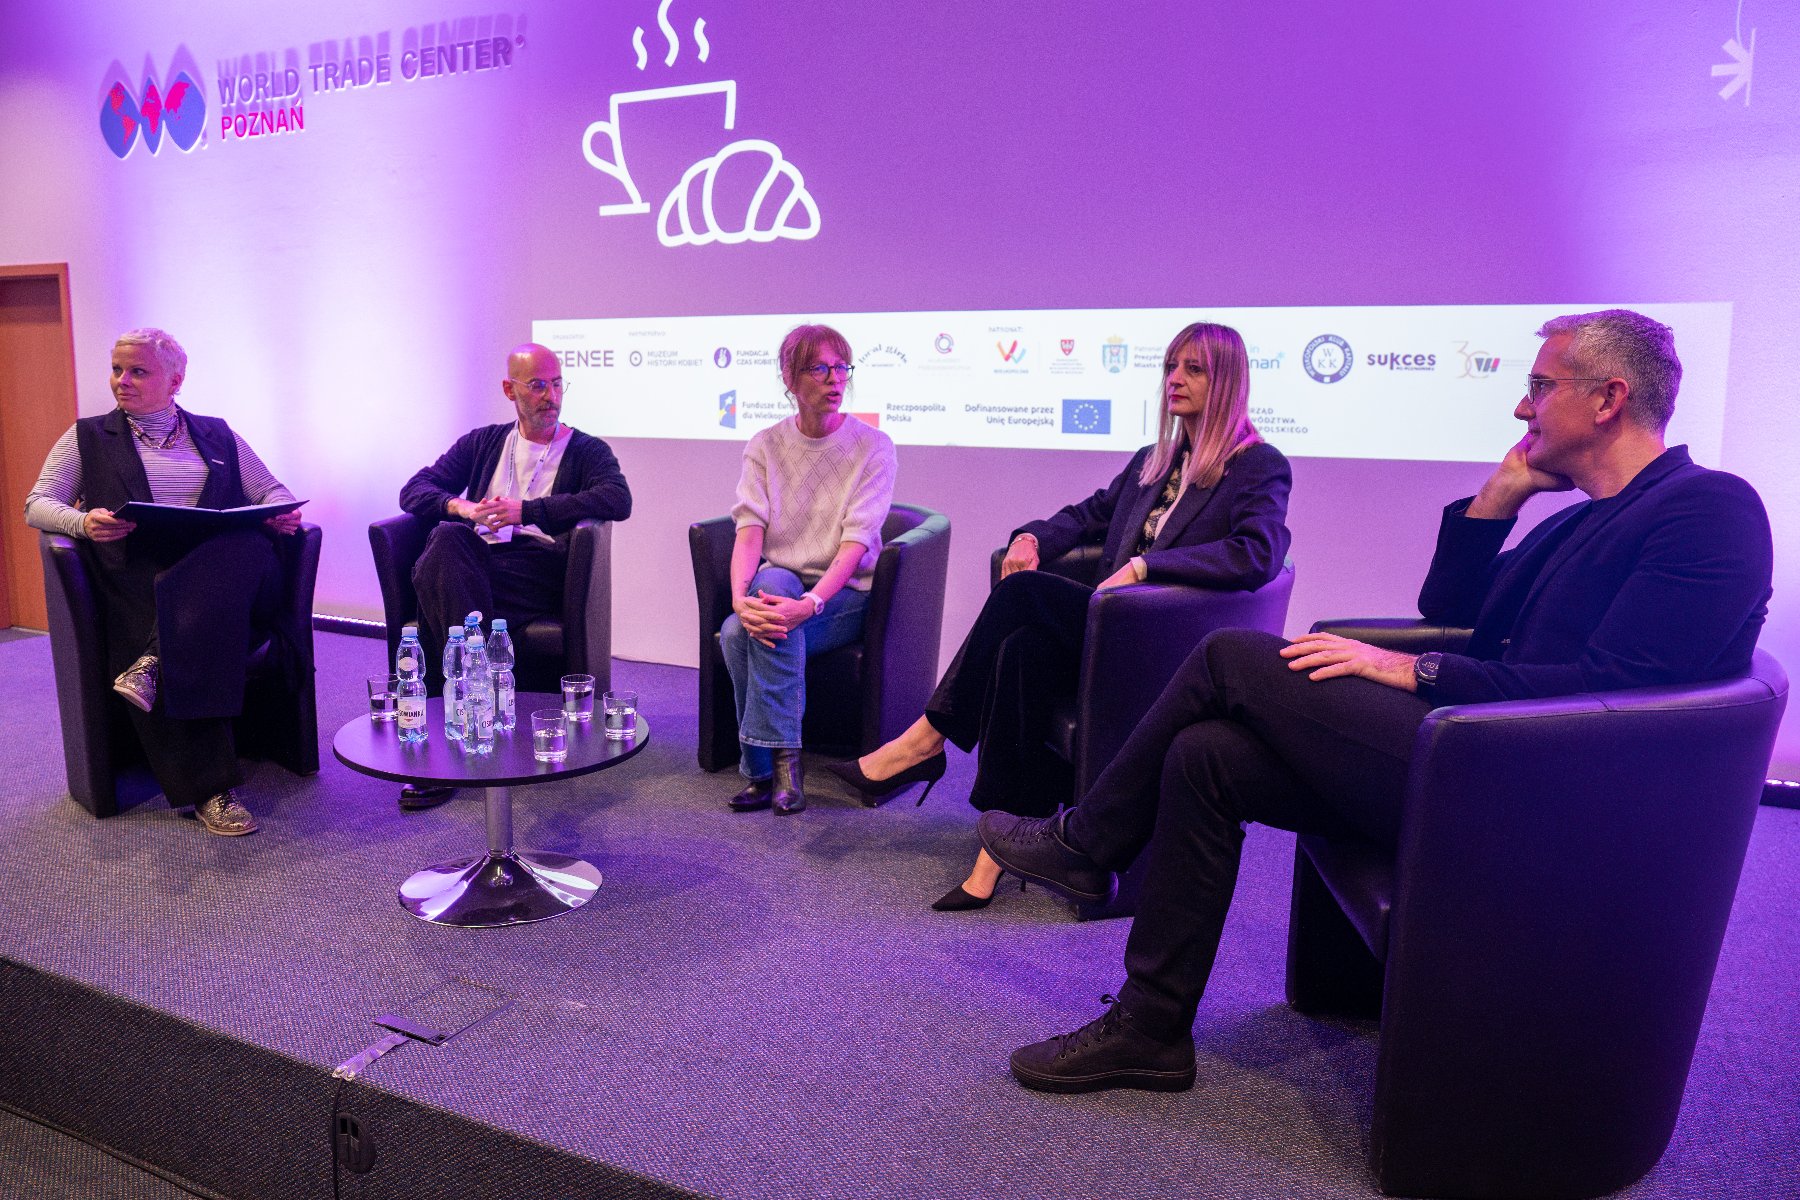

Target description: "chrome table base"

left=399, top=785, right=602, bottom=926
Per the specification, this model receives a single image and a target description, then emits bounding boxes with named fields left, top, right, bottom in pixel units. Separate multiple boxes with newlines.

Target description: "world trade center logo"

left=99, top=64, right=207, bottom=158
left=581, top=0, right=821, bottom=248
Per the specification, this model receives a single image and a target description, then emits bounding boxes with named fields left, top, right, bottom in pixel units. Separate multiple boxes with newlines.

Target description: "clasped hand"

left=733, top=591, right=812, bottom=648
left=453, top=496, right=524, bottom=531
left=1279, top=631, right=1418, bottom=691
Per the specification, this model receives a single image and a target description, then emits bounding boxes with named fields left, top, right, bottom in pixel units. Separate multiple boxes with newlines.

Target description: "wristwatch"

left=1413, top=651, right=1443, bottom=691
left=801, top=591, right=824, bottom=616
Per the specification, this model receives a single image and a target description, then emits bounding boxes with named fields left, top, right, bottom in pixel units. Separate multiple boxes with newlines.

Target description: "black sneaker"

left=976, top=810, right=1116, bottom=904
left=1010, top=996, right=1195, bottom=1094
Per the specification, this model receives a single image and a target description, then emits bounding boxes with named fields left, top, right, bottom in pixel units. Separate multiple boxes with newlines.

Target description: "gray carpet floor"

left=0, top=629, right=1795, bottom=1199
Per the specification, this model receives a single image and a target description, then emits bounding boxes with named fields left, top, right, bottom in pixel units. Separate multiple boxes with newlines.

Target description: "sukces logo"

left=1366, top=350, right=1437, bottom=372
left=100, top=69, right=207, bottom=158
left=1102, top=337, right=1127, bottom=374
left=1061, top=399, right=1111, bottom=434
left=1302, top=334, right=1353, bottom=384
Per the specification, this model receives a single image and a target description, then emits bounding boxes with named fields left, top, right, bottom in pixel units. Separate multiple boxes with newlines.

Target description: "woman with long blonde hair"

left=827, top=322, right=1290, bottom=908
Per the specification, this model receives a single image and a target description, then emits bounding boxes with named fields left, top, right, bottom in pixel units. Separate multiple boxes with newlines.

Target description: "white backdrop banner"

left=541, top=302, right=1731, bottom=463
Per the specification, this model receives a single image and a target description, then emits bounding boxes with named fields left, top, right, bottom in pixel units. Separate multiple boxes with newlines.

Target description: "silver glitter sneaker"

left=194, top=790, right=258, bottom=836
left=112, top=654, right=159, bottom=712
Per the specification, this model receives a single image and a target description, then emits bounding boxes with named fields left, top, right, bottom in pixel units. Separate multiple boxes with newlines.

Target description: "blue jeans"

left=720, top=566, right=868, bottom=780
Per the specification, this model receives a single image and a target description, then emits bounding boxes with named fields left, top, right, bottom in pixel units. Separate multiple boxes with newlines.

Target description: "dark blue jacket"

left=1013, top=441, right=1291, bottom=590
left=1419, top=445, right=1772, bottom=704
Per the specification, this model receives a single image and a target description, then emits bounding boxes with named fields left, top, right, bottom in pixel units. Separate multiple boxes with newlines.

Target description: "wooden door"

left=0, top=264, right=79, bottom=631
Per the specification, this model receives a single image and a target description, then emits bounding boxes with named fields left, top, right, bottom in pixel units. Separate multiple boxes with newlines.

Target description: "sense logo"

left=100, top=67, right=207, bottom=158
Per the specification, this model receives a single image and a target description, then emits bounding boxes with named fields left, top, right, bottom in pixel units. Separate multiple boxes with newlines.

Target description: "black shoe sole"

left=728, top=797, right=773, bottom=812
left=400, top=785, right=456, bottom=811
left=1009, top=1058, right=1195, bottom=1094
left=977, top=846, right=1116, bottom=905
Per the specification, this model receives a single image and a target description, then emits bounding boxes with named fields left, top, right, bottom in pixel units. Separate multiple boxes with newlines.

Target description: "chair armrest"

left=279, top=524, right=322, bottom=666
left=988, top=542, right=1104, bottom=591
left=1072, top=561, right=1294, bottom=793
left=862, top=508, right=952, bottom=748
left=369, top=513, right=430, bottom=661
left=559, top=519, right=613, bottom=694
left=1378, top=654, right=1788, bottom=1128
left=1310, top=618, right=1473, bottom=655
left=688, top=516, right=739, bottom=647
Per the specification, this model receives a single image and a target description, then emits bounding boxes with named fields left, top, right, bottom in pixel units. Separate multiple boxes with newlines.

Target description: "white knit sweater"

left=731, top=415, right=897, bottom=590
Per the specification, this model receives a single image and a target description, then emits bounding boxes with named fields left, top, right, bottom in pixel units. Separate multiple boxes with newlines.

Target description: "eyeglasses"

left=803, top=364, right=855, bottom=381
left=513, top=377, right=569, bottom=397
left=1524, top=376, right=1609, bottom=402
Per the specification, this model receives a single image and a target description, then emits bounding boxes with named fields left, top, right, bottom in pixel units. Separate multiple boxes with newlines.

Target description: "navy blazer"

left=1013, top=441, right=1291, bottom=590
left=1418, top=445, right=1772, bottom=705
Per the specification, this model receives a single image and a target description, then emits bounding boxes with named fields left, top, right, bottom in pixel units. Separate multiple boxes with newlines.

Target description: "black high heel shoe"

left=931, top=874, right=1026, bottom=912
left=931, top=884, right=993, bottom=912
left=823, top=751, right=947, bottom=807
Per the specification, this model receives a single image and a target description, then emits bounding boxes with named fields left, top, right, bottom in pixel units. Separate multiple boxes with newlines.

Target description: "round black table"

left=332, top=693, right=648, bottom=928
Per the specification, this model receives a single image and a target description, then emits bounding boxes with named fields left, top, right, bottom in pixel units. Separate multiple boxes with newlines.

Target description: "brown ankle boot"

left=771, top=748, right=806, bottom=814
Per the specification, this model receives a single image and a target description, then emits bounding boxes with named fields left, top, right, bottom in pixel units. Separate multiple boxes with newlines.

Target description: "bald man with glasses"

left=978, top=308, right=1774, bottom=1095
left=400, top=342, right=632, bottom=702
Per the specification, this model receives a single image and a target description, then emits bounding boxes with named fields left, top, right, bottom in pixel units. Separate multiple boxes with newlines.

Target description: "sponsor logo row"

left=556, top=335, right=1510, bottom=382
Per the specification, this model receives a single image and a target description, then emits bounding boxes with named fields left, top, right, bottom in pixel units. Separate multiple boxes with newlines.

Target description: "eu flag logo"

left=1061, top=399, right=1111, bottom=434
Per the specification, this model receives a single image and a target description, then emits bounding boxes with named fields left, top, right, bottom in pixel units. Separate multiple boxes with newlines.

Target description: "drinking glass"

left=531, top=709, right=568, bottom=762
left=602, top=690, right=638, bottom=740
left=561, top=674, right=596, bottom=722
left=367, top=674, right=400, bottom=722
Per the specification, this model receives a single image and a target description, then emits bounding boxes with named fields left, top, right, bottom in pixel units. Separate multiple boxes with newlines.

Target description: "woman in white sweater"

left=721, top=324, right=897, bottom=814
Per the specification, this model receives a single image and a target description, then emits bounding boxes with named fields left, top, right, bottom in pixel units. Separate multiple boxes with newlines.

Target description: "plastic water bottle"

left=464, top=631, right=495, bottom=755
left=395, top=625, right=428, bottom=744
left=488, top=619, right=516, bottom=732
left=463, top=610, right=484, bottom=643
left=442, top=627, right=468, bottom=741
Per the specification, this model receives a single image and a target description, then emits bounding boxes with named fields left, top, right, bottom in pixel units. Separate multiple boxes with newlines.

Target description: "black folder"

left=114, top=499, right=305, bottom=534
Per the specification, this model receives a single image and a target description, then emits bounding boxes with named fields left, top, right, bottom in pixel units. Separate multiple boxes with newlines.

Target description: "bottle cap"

left=402, top=624, right=418, bottom=638
left=448, top=627, right=465, bottom=639
left=465, top=611, right=482, bottom=625
left=492, top=618, right=508, bottom=631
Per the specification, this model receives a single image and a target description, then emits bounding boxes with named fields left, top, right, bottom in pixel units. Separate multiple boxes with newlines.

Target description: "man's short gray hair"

left=1536, top=309, right=1679, bottom=431
left=114, top=328, right=188, bottom=385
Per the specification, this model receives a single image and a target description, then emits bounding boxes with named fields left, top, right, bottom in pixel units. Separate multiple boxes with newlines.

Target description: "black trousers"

left=924, top=571, right=1090, bottom=815
left=96, top=529, right=286, bottom=809
left=1065, top=628, right=1434, bottom=1041
left=411, top=523, right=565, bottom=679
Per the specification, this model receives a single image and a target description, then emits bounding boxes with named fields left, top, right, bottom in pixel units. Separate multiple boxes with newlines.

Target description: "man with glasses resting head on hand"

left=398, top=343, right=632, bottom=800
left=977, top=308, right=1773, bottom=1095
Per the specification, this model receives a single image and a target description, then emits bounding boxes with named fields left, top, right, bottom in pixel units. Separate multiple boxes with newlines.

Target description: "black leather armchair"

left=39, top=526, right=322, bottom=819
left=988, top=544, right=1296, bottom=920
left=690, top=503, right=951, bottom=776
left=1287, top=619, right=1788, bottom=1199
left=368, top=515, right=613, bottom=696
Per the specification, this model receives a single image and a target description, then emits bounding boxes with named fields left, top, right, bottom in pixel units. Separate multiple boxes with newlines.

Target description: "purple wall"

left=2, top=1, right=1796, bottom=770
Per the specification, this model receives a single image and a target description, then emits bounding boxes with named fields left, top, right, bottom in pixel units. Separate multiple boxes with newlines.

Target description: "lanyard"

left=504, top=422, right=559, bottom=499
